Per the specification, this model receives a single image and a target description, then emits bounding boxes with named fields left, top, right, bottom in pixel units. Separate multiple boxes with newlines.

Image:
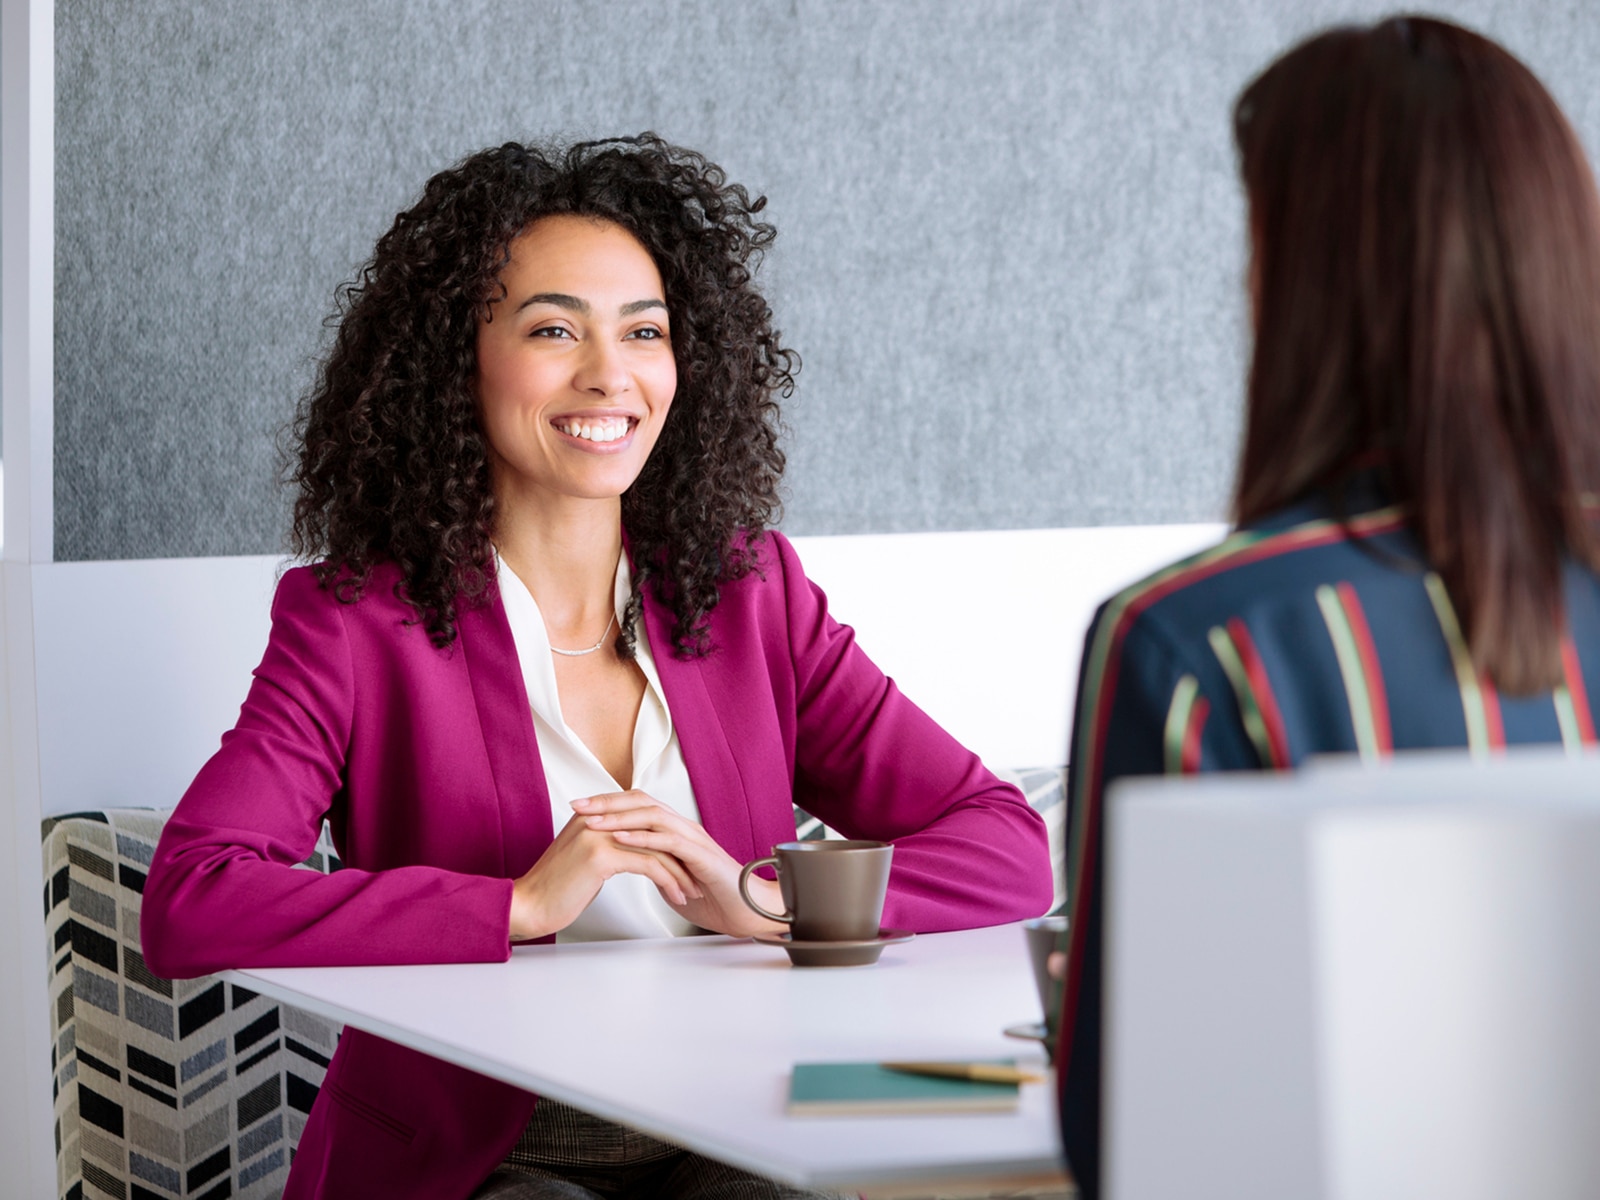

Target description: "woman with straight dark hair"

left=1057, top=17, right=1600, bottom=1197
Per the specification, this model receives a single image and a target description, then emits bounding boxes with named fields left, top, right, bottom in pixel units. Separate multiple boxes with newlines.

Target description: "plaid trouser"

left=471, top=1098, right=854, bottom=1200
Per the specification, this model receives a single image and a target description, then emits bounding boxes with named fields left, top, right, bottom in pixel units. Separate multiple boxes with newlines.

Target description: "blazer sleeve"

left=768, top=534, right=1054, bottom=932
left=141, top=569, right=515, bottom=979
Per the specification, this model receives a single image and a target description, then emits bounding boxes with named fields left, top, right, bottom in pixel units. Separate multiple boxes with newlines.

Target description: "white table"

left=224, top=922, right=1066, bottom=1196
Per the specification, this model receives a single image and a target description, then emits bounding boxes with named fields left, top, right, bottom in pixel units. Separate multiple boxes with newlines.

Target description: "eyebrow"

left=514, top=292, right=587, bottom=315
left=512, top=293, right=667, bottom=317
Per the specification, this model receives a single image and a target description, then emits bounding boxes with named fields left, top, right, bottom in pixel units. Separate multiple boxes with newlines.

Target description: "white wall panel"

left=792, top=523, right=1223, bottom=769
left=31, top=554, right=281, bottom=815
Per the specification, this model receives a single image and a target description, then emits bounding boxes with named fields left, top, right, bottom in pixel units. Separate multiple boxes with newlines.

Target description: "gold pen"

left=881, top=1061, right=1044, bottom=1085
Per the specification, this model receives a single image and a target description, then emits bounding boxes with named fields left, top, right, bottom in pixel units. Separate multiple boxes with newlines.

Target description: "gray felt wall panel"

left=50, top=0, right=1600, bottom=561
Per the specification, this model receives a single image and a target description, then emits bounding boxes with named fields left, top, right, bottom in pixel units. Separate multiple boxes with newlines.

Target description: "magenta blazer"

left=143, top=531, right=1052, bottom=1200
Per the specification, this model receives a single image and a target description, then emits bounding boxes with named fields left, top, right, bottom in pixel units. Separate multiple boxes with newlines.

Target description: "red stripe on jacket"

left=1226, top=617, right=1290, bottom=768
left=1335, top=582, right=1393, bottom=754
left=1562, top=633, right=1597, bottom=744
left=1182, top=697, right=1210, bottom=773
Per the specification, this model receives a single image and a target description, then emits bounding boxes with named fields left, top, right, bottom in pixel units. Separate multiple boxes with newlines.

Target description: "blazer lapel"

left=457, top=590, right=555, bottom=878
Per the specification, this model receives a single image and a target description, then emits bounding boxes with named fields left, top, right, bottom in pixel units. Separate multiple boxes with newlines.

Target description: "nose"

left=572, top=337, right=630, bottom=397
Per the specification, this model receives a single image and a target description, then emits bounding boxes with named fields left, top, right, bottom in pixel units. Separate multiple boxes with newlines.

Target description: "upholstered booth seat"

left=43, top=810, right=344, bottom=1200
left=41, top=769, right=1066, bottom=1200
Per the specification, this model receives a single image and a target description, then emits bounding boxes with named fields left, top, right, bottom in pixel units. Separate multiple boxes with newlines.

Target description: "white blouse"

left=496, top=551, right=702, bottom=942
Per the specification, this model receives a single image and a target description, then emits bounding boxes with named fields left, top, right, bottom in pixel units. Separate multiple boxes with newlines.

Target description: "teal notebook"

left=787, top=1061, right=1021, bottom=1116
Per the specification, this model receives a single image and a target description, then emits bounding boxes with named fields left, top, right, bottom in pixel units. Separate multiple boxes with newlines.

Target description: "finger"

left=607, top=840, right=702, bottom=902
left=637, top=860, right=690, bottom=908
left=583, top=804, right=697, bottom=837
left=579, top=794, right=719, bottom=848
left=623, top=844, right=700, bottom=899
left=603, top=844, right=690, bottom=905
left=610, top=827, right=723, bottom=877
left=553, top=811, right=595, bottom=841
left=584, top=803, right=723, bottom=859
left=570, top=789, right=659, bottom=815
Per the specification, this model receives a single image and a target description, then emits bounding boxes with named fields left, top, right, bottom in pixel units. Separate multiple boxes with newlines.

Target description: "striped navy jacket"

left=1056, top=481, right=1600, bottom=1199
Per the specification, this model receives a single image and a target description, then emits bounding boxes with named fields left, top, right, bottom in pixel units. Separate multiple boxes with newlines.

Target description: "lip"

left=549, top=411, right=641, bottom=453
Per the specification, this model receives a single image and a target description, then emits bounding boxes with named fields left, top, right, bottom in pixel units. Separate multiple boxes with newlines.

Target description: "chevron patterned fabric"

left=43, top=810, right=343, bottom=1200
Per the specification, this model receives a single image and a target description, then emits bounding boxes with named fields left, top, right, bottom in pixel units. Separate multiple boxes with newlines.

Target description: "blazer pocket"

left=323, top=1078, right=418, bottom=1146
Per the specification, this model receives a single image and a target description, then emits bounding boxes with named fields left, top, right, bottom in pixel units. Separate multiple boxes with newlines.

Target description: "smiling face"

left=474, top=215, right=676, bottom=515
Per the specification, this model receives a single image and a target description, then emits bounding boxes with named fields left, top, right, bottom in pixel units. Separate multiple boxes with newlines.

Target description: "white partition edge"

left=2, top=0, right=53, bottom=562
left=0, top=0, right=58, bottom=1192
left=1, top=563, right=52, bottom=1198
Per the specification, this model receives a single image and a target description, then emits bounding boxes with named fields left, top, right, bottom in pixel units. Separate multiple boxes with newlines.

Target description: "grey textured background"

left=50, top=0, right=1600, bottom=561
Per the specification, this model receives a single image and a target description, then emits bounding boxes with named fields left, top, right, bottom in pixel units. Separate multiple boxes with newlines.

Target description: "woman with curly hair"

left=142, top=135, right=1052, bottom=1200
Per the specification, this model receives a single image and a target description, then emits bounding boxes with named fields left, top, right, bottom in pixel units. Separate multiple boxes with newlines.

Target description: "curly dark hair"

left=288, top=134, right=798, bottom=655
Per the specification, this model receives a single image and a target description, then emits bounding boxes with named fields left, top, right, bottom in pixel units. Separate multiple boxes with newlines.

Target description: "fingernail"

left=587, top=816, right=606, bottom=827
left=571, top=798, right=592, bottom=809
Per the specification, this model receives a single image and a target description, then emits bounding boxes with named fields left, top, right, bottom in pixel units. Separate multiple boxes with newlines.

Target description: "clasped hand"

left=508, top=789, right=788, bottom=941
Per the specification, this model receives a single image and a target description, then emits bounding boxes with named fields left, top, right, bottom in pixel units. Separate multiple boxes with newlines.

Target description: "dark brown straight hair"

left=1233, top=15, right=1600, bottom=693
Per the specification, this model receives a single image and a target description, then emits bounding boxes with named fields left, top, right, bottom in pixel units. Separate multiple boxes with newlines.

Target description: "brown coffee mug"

left=738, top=840, right=893, bottom=941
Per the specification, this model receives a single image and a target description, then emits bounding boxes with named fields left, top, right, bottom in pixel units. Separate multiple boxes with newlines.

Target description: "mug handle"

left=738, top=857, right=792, bottom=923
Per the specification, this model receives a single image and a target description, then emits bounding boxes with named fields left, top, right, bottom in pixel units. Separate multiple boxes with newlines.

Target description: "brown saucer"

left=752, top=928, right=915, bottom=967
left=1003, top=1020, right=1049, bottom=1042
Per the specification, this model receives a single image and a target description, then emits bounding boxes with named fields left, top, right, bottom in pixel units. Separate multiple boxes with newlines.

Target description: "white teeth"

left=557, top=418, right=631, bottom=443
